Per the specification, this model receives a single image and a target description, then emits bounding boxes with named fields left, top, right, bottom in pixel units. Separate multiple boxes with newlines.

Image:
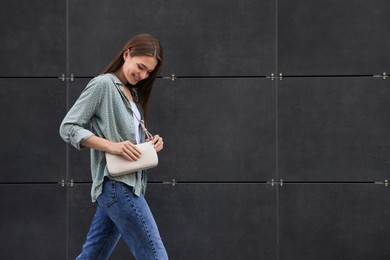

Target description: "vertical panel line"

left=65, top=0, right=70, bottom=259
left=274, top=0, right=280, bottom=259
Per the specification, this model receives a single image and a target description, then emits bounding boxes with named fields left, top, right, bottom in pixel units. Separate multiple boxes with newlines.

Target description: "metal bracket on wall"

left=59, top=73, right=75, bottom=82
left=373, top=72, right=387, bottom=80
left=268, top=73, right=276, bottom=80
left=162, top=178, right=176, bottom=186
left=270, top=179, right=284, bottom=187
left=375, top=180, right=389, bottom=187
left=267, top=73, right=283, bottom=81
left=162, top=74, right=176, bottom=81
left=59, top=179, right=74, bottom=187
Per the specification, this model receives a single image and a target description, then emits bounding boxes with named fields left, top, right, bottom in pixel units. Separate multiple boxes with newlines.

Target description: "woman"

left=60, top=34, right=168, bottom=259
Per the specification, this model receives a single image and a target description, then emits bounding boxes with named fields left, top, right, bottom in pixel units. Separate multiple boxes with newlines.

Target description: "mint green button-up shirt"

left=60, top=73, right=147, bottom=202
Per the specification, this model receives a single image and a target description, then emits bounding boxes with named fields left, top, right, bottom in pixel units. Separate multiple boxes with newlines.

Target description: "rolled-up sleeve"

left=59, top=77, right=104, bottom=150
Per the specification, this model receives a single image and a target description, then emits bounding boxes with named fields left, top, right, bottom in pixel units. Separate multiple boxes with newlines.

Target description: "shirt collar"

left=107, top=73, right=125, bottom=90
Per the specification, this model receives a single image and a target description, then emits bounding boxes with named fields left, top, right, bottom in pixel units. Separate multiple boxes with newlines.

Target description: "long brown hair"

left=102, top=34, right=163, bottom=121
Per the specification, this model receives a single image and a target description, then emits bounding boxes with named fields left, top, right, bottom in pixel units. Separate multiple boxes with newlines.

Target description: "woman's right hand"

left=109, top=141, right=142, bottom=161
left=81, top=136, right=141, bottom=161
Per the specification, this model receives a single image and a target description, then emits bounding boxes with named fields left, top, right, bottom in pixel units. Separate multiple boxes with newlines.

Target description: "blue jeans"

left=76, top=178, right=168, bottom=260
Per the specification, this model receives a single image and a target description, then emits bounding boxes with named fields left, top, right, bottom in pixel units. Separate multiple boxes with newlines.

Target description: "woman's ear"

left=123, top=49, right=131, bottom=60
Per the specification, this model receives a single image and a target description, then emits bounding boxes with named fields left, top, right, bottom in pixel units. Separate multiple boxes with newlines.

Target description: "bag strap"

left=133, top=110, right=154, bottom=141
left=109, top=74, right=154, bottom=141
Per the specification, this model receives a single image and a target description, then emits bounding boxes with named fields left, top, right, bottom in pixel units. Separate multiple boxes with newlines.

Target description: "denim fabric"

left=76, top=178, right=168, bottom=260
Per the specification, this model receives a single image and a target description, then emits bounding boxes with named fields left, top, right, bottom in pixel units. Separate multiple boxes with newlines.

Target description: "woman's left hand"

left=151, top=135, right=164, bottom=152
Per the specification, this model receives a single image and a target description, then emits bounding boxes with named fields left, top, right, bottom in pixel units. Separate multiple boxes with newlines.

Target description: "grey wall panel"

left=278, top=0, right=390, bottom=75
left=147, top=183, right=277, bottom=260
left=69, top=183, right=276, bottom=260
left=148, top=78, right=276, bottom=182
left=0, top=184, right=67, bottom=260
left=279, top=184, right=390, bottom=260
left=69, top=0, right=275, bottom=77
left=69, top=147, right=91, bottom=182
left=68, top=184, right=92, bottom=259
left=0, top=0, right=66, bottom=77
left=279, top=77, right=390, bottom=181
left=0, top=79, right=67, bottom=182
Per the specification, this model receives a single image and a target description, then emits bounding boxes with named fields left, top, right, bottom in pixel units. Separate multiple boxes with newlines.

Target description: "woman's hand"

left=109, top=141, right=142, bottom=161
left=81, top=136, right=141, bottom=161
left=150, top=135, right=164, bottom=152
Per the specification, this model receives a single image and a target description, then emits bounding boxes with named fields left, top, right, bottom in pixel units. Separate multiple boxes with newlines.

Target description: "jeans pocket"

left=97, top=179, right=118, bottom=208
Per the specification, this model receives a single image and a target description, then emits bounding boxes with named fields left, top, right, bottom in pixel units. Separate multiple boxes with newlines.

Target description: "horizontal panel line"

left=0, top=74, right=384, bottom=80
left=158, top=181, right=383, bottom=185
left=53, top=75, right=269, bottom=79
left=72, top=75, right=379, bottom=79
left=0, top=181, right=384, bottom=185
left=171, top=75, right=268, bottom=79
left=280, top=74, right=379, bottom=78
left=67, top=180, right=385, bottom=185
left=0, top=182, right=60, bottom=185
left=70, top=181, right=270, bottom=184
left=282, top=181, right=377, bottom=184
left=159, top=181, right=269, bottom=184
left=0, top=76, right=60, bottom=79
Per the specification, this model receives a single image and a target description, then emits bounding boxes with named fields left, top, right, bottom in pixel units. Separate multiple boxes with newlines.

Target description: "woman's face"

left=122, top=50, right=158, bottom=85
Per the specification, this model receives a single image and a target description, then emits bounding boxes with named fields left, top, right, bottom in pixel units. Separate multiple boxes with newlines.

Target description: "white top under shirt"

left=130, top=101, right=141, bottom=144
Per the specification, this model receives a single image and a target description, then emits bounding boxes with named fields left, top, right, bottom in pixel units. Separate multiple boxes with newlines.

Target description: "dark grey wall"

left=0, top=0, right=389, bottom=259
